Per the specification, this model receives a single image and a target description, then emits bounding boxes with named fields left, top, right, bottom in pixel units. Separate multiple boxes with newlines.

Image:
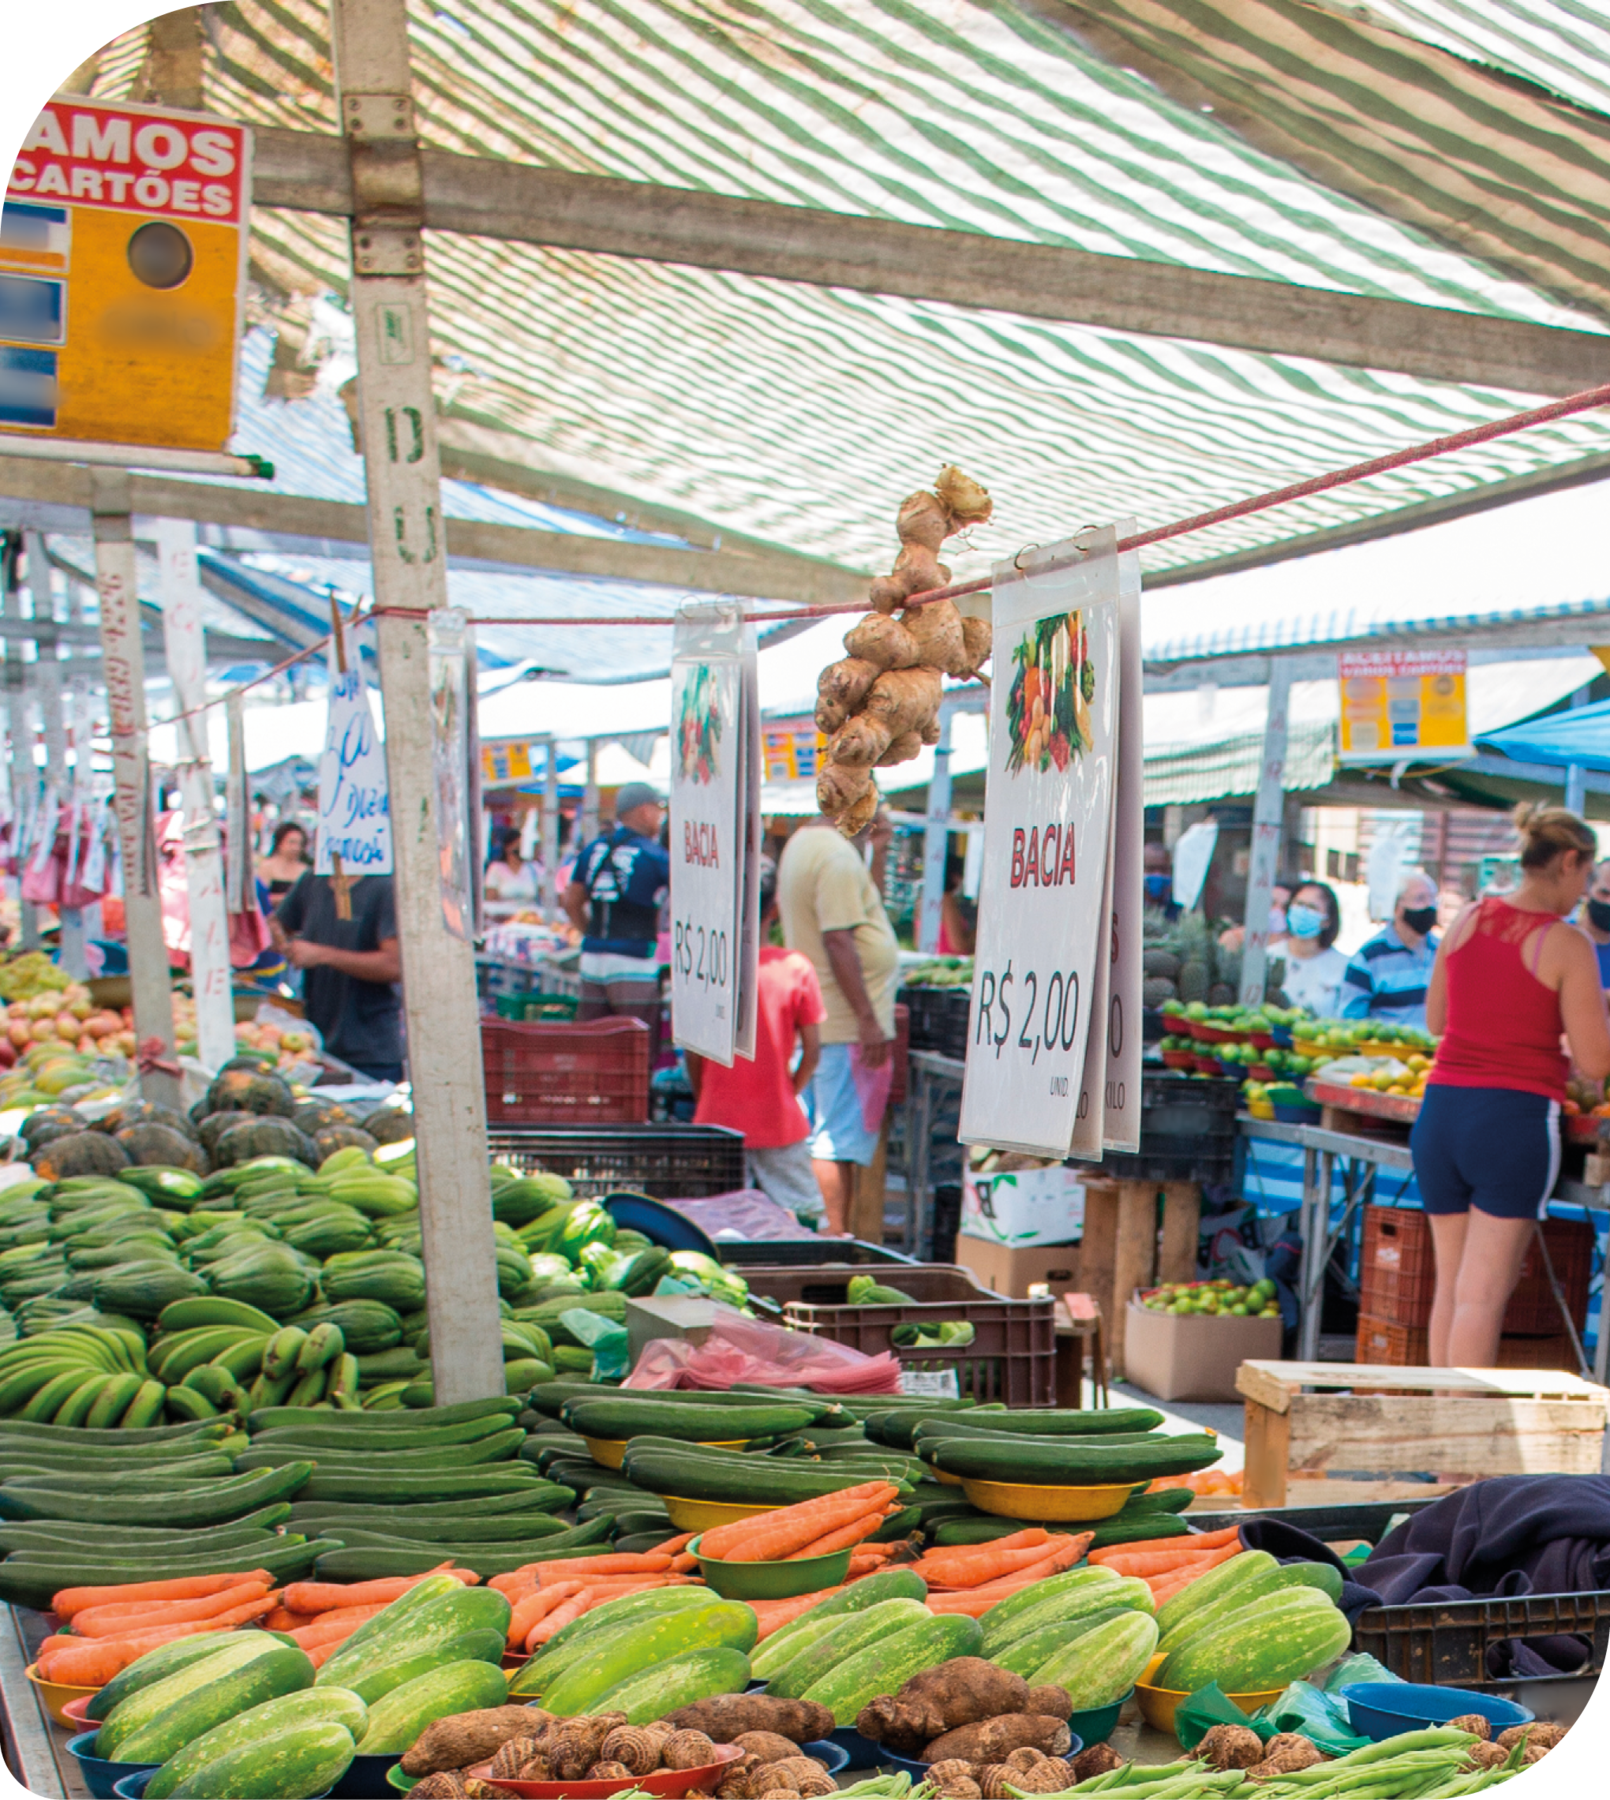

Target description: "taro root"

left=587, top=1764, right=634, bottom=1781
left=488, top=1739, right=545, bottom=1780
left=716, top=1752, right=764, bottom=1799
left=817, top=466, right=994, bottom=833
left=927, top=1760, right=981, bottom=1790
left=1448, top=1715, right=1492, bottom=1741
left=660, top=1729, right=719, bottom=1771
left=1003, top=1749, right=1046, bottom=1773
left=1497, top=1723, right=1565, bottom=1752
left=1464, top=1743, right=1509, bottom=1771
left=409, top=1777, right=470, bottom=1799
left=1246, top=1734, right=1324, bottom=1779
left=602, top=1726, right=666, bottom=1774
left=1003, top=1763, right=1074, bottom=1794
left=1069, top=1746, right=1124, bottom=1783
left=1199, top=1724, right=1265, bottom=1771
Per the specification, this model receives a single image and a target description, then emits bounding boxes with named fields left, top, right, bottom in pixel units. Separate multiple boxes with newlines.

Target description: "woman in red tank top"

left=1413, top=806, right=1610, bottom=1367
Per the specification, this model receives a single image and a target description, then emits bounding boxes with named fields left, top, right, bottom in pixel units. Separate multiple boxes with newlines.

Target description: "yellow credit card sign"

left=1, top=99, right=250, bottom=451
left=1337, top=649, right=1469, bottom=761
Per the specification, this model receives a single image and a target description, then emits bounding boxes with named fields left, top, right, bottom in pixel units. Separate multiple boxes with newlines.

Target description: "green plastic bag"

left=1173, top=1685, right=1277, bottom=1752
left=560, top=1304, right=629, bottom=1380
left=1255, top=1682, right=1373, bottom=1756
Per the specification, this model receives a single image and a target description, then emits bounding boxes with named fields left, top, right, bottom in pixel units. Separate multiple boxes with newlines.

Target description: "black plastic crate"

left=486, top=1124, right=744, bottom=1199
left=900, top=986, right=970, bottom=1059
left=1353, top=1590, right=1610, bottom=1691
left=719, top=1237, right=913, bottom=1268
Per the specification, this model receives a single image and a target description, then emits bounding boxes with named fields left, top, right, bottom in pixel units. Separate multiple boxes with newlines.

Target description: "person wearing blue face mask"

left=1280, top=880, right=1348, bottom=1017
left=1576, top=859, right=1610, bottom=990
left=1143, top=841, right=1179, bottom=920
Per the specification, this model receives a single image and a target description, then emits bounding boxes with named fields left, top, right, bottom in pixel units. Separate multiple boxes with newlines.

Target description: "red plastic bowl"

left=63, top=1696, right=96, bottom=1726
left=468, top=1746, right=743, bottom=1797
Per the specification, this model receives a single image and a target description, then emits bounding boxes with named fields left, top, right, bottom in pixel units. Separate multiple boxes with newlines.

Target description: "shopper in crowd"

left=1413, top=806, right=1610, bottom=1366
left=777, top=800, right=900, bottom=1237
left=938, top=850, right=977, bottom=956
left=1280, top=880, right=1349, bottom=1016
left=1143, top=841, right=1180, bottom=920
left=684, top=858, right=827, bottom=1224
left=1340, top=869, right=1440, bottom=1026
left=1576, top=858, right=1610, bottom=990
left=256, top=820, right=309, bottom=913
left=563, top=781, right=669, bottom=1033
left=1219, top=884, right=1291, bottom=956
left=272, top=872, right=403, bottom=1083
left=483, top=824, right=541, bottom=918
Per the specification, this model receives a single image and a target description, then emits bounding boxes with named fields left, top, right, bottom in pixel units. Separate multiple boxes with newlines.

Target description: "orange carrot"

left=533, top=1553, right=672, bottom=1584
left=787, top=1511, right=890, bottom=1561
left=669, top=1552, right=699, bottom=1573
left=508, top=1580, right=583, bottom=1650
left=698, top=1483, right=896, bottom=1562
left=651, top=1533, right=697, bottom=1555
left=263, top=1606, right=305, bottom=1632
left=307, top=1640, right=347, bottom=1670
left=38, top=1609, right=264, bottom=1686
left=52, top=1571, right=272, bottom=1621
left=285, top=1602, right=390, bottom=1649
left=523, top=1577, right=694, bottom=1651
left=912, top=1535, right=1059, bottom=1586
left=1090, top=1526, right=1240, bottom=1568
left=1125, top=1541, right=1244, bottom=1585
left=281, top=1565, right=476, bottom=1614
left=71, top=1580, right=272, bottom=1637
left=490, top=1569, right=540, bottom=1601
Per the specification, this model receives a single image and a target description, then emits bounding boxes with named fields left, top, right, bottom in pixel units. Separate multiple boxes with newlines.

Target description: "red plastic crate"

left=481, top=1018, right=650, bottom=1126
left=1355, top=1311, right=1578, bottom=1371
left=1359, top=1207, right=1591, bottom=1334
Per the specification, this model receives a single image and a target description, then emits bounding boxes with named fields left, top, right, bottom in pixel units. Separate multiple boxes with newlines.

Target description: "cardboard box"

left=1123, top=1295, right=1283, bottom=1401
left=956, top=1234, right=1081, bottom=1299
left=961, top=1165, right=1085, bottom=1248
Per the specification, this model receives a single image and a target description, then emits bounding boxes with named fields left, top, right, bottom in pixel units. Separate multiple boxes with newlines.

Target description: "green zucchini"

left=248, top=1414, right=516, bottom=1452
left=914, top=1408, right=1166, bottom=1438
left=0, top=1461, right=312, bottom=1527
left=926, top=1431, right=1223, bottom=1485
left=564, top=1398, right=817, bottom=1441
left=620, top=1440, right=915, bottom=1507
left=286, top=1486, right=571, bottom=1526
left=296, top=1465, right=545, bottom=1505
left=249, top=1395, right=520, bottom=1433
left=280, top=1509, right=571, bottom=1544
left=232, top=1428, right=524, bottom=1472
left=0, top=1536, right=340, bottom=1610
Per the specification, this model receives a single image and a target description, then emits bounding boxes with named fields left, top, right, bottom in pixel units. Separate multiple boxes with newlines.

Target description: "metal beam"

left=252, top=125, right=1610, bottom=396
left=1144, top=452, right=1610, bottom=591
left=0, top=454, right=868, bottom=607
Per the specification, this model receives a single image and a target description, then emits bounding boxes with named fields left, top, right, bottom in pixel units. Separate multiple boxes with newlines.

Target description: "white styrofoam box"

left=961, top=1164, right=1084, bottom=1248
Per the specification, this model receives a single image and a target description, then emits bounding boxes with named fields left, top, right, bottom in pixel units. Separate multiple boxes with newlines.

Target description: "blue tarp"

left=1476, top=698, right=1610, bottom=773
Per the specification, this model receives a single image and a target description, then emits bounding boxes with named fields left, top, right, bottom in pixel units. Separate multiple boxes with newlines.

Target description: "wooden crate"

left=1237, top=1360, right=1609, bottom=1509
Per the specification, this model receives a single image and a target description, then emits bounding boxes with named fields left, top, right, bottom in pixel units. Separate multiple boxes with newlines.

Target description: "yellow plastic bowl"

left=584, top=1437, right=747, bottom=1471
left=25, top=1664, right=100, bottom=1729
left=933, top=1469, right=964, bottom=1487
left=960, top=1478, right=1135, bottom=1522
left=662, top=1493, right=778, bottom=1532
left=1134, top=1656, right=1283, bottom=1739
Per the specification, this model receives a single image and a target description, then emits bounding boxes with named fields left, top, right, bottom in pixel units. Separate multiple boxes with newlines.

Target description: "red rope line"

left=151, top=374, right=1610, bottom=726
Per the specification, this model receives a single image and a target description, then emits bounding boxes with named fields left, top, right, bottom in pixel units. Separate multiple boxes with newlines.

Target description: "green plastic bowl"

left=689, top=1534, right=852, bottom=1599
left=1065, top=1692, right=1130, bottom=1746
left=385, top=1769, right=415, bottom=1794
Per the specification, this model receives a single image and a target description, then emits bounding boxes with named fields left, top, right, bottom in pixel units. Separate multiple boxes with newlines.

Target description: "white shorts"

left=746, top=1140, right=824, bottom=1222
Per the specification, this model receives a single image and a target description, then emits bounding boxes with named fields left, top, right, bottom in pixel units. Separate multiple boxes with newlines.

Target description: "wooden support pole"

left=1112, top=1179, right=1158, bottom=1377
left=90, top=470, right=179, bottom=1109
left=1079, top=1179, right=1119, bottom=1367
left=1158, top=1181, right=1201, bottom=1285
left=331, top=0, right=504, bottom=1406
left=155, top=520, right=236, bottom=1074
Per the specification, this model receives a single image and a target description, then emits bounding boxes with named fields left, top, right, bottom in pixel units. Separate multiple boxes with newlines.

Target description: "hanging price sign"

left=959, top=528, right=1120, bottom=1159
left=669, top=603, right=759, bottom=1066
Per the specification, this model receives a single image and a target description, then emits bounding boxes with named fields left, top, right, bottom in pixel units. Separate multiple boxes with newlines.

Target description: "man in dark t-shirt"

left=273, top=873, right=404, bottom=1081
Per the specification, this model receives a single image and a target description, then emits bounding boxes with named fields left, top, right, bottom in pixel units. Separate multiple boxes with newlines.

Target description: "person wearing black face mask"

left=1577, top=859, right=1610, bottom=990
left=1341, top=870, right=1441, bottom=1028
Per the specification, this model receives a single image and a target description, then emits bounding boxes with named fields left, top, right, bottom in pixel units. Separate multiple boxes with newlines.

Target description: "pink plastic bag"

left=626, top=1313, right=902, bottom=1395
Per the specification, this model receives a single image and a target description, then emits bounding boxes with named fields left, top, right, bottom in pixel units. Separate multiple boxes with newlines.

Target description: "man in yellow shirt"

left=776, top=806, right=900, bottom=1236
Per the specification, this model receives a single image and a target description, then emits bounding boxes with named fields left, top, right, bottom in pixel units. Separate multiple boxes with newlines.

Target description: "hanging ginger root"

left=816, top=466, right=995, bottom=833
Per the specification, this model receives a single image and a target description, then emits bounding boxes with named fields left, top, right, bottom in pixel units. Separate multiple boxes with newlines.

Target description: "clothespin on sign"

left=329, top=596, right=354, bottom=922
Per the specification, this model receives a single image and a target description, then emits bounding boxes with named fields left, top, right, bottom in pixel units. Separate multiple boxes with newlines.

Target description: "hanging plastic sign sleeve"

left=959, top=526, right=1120, bottom=1160
left=1101, top=543, right=1145, bottom=1153
left=316, top=625, right=393, bottom=876
left=669, top=600, right=753, bottom=1066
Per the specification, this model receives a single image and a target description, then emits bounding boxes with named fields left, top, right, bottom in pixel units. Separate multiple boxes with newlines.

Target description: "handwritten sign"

left=959, top=529, right=1119, bottom=1160
left=316, top=637, right=392, bottom=875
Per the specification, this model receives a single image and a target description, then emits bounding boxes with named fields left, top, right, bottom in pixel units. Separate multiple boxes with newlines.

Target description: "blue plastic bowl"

left=1341, top=1683, right=1533, bottom=1744
left=113, top=1776, right=334, bottom=1800
left=65, top=1732, right=158, bottom=1800
left=827, top=1727, right=894, bottom=1770
left=801, top=1740, right=850, bottom=1775
left=332, top=1755, right=405, bottom=1799
left=879, top=1734, right=1084, bottom=1779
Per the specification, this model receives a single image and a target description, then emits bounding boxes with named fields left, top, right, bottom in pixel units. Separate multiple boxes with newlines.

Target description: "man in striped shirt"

left=1340, top=871, right=1440, bottom=1027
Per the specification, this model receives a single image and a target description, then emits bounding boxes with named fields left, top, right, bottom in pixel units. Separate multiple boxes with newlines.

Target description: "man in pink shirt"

left=685, top=860, right=827, bottom=1223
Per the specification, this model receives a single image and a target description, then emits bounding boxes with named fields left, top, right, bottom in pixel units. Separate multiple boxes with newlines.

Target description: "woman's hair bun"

left=1512, top=802, right=1597, bottom=869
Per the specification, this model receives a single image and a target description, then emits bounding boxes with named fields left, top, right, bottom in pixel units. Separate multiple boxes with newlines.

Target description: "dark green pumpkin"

left=203, top=1068, right=296, bottom=1120
left=116, top=1123, right=206, bottom=1173
left=213, top=1116, right=320, bottom=1169
left=31, top=1130, right=132, bottom=1181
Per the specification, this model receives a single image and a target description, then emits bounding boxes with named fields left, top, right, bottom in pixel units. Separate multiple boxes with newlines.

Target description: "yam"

left=830, top=715, right=896, bottom=769
left=876, top=730, right=923, bottom=769
left=901, top=598, right=969, bottom=677
left=923, top=1716, right=1071, bottom=1767
left=864, top=666, right=943, bottom=740
left=402, top=1708, right=553, bottom=1777
left=409, top=1776, right=470, bottom=1799
left=816, top=657, right=879, bottom=735
left=920, top=714, right=943, bottom=745
left=860, top=1660, right=1030, bottom=1754
left=935, top=464, right=993, bottom=527
left=897, top=490, right=951, bottom=551
left=844, top=615, right=920, bottom=672
left=1023, top=1686, right=1070, bottom=1722
left=664, top=1696, right=833, bottom=1745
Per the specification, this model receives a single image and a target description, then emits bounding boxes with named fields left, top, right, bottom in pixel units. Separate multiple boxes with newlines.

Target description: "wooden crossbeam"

left=253, top=125, right=1610, bottom=396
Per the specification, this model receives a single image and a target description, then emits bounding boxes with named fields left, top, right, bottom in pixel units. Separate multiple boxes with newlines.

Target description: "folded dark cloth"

left=1485, top=1635, right=1592, bottom=1679
left=1362, top=1476, right=1610, bottom=1606
left=1236, top=1516, right=1384, bottom=1622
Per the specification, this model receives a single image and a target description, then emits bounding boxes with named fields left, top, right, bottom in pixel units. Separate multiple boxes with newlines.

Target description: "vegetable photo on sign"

left=1006, top=611, right=1095, bottom=776
left=676, top=662, right=723, bottom=786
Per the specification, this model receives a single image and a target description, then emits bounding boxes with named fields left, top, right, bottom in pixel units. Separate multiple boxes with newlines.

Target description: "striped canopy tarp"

left=70, top=0, right=1610, bottom=601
